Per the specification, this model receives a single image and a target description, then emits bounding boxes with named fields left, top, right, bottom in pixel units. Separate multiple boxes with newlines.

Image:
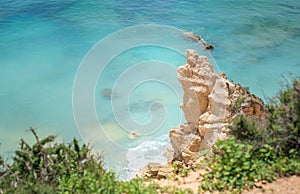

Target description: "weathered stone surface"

left=133, top=162, right=161, bottom=178
left=169, top=125, right=201, bottom=163
left=134, top=49, right=265, bottom=181
left=133, top=162, right=173, bottom=180
left=157, top=166, right=173, bottom=179
left=148, top=162, right=161, bottom=177
left=170, top=49, right=264, bottom=163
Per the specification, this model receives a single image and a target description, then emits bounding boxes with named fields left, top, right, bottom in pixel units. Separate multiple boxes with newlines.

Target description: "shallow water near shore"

left=0, top=0, right=300, bottom=179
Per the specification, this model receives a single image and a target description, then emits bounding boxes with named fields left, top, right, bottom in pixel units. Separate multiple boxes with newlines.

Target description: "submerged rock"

left=170, top=49, right=264, bottom=162
left=101, top=88, right=117, bottom=98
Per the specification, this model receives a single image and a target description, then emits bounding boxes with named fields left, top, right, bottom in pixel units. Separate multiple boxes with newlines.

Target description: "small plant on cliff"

left=230, top=96, right=246, bottom=114
left=199, top=78, right=300, bottom=193
left=172, top=162, right=190, bottom=177
left=230, top=78, right=300, bottom=155
left=199, top=137, right=259, bottom=193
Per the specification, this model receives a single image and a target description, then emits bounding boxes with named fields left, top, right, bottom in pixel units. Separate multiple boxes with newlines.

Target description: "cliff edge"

left=134, top=49, right=264, bottom=179
left=170, top=49, right=264, bottom=163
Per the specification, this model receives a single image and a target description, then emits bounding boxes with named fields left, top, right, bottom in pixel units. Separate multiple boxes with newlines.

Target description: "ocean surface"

left=1, top=0, right=300, bottom=178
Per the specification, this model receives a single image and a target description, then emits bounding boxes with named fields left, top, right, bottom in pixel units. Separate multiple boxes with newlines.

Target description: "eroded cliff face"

left=170, top=49, right=264, bottom=163
left=134, top=49, right=264, bottom=179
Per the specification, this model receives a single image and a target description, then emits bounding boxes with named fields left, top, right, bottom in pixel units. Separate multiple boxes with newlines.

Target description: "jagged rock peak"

left=169, top=49, right=264, bottom=163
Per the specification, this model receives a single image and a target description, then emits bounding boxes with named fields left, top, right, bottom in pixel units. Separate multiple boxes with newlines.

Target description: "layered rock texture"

left=169, top=49, right=264, bottom=163
left=134, top=49, right=264, bottom=179
left=134, top=162, right=173, bottom=179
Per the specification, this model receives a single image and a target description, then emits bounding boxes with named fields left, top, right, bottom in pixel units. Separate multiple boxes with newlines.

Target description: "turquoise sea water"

left=1, top=0, right=300, bottom=178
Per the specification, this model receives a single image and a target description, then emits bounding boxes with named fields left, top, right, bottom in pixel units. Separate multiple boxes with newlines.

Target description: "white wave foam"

left=126, top=134, right=171, bottom=178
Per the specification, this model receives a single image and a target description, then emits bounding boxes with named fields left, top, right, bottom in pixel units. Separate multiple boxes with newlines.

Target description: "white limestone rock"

left=169, top=49, right=263, bottom=162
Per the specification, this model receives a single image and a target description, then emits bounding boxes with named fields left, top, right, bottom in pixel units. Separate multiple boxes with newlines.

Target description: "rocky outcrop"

left=169, top=49, right=264, bottom=163
left=134, top=162, right=173, bottom=179
left=134, top=49, right=264, bottom=178
left=184, top=32, right=214, bottom=50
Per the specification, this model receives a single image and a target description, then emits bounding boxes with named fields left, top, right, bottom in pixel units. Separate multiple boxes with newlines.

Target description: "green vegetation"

left=0, top=128, right=117, bottom=193
left=198, top=137, right=300, bottom=193
left=231, top=78, right=300, bottom=155
left=199, top=78, right=300, bottom=193
left=1, top=78, right=300, bottom=193
left=230, top=96, right=246, bottom=114
left=172, top=162, right=190, bottom=178
left=0, top=128, right=191, bottom=194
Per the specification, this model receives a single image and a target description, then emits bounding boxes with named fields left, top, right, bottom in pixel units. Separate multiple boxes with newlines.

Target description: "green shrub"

left=199, top=137, right=257, bottom=192
left=0, top=128, right=109, bottom=193
left=58, top=161, right=118, bottom=194
left=230, top=114, right=267, bottom=147
left=266, top=78, right=300, bottom=155
left=230, top=78, right=300, bottom=156
left=198, top=137, right=300, bottom=193
left=199, top=78, right=300, bottom=193
left=0, top=129, right=195, bottom=194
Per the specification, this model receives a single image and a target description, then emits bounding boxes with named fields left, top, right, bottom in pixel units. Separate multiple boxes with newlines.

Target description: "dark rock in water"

left=101, top=88, right=116, bottom=98
left=203, top=42, right=214, bottom=50
left=130, top=99, right=163, bottom=112
left=183, top=32, right=214, bottom=50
